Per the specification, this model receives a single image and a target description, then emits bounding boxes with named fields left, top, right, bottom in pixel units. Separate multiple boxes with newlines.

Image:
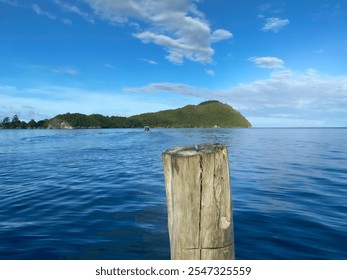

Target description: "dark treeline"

left=50, top=113, right=143, bottom=128
left=0, top=115, right=48, bottom=129
left=0, top=114, right=141, bottom=129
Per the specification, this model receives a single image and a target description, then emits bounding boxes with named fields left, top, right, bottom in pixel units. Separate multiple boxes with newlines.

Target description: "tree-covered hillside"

left=0, top=101, right=251, bottom=129
left=130, top=100, right=252, bottom=128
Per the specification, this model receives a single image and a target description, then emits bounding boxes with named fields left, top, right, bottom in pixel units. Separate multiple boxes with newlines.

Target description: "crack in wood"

left=198, top=152, right=203, bottom=260
left=186, top=242, right=233, bottom=250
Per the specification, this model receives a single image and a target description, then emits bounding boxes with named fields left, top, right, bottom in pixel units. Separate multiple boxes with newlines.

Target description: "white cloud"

left=52, top=67, right=79, bottom=75
left=54, top=0, right=94, bottom=23
left=140, top=58, right=158, bottom=65
left=104, top=64, right=115, bottom=69
left=62, top=18, right=72, bottom=25
left=0, top=0, right=19, bottom=7
left=258, top=3, right=272, bottom=12
left=222, top=70, right=347, bottom=114
left=249, top=56, right=284, bottom=68
left=134, top=30, right=215, bottom=64
left=14, top=63, right=79, bottom=75
left=84, top=0, right=232, bottom=64
left=211, top=29, right=233, bottom=42
left=31, top=3, right=57, bottom=20
left=205, top=69, right=215, bottom=75
left=262, top=17, right=289, bottom=32
left=125, top=82, right=206, bottom=97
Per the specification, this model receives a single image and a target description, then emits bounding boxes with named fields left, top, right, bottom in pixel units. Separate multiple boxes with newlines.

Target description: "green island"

left=0, top=100, right=251, bottom=129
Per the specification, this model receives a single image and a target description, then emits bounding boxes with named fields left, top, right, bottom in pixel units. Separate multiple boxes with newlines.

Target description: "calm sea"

left=0, top=128, right=346, bottom=260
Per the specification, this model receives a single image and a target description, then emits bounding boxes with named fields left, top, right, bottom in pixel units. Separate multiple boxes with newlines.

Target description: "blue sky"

left=1, top=0, right=346, bottom=127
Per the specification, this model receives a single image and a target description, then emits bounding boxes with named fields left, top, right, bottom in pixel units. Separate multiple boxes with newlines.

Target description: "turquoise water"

left=0, top=128, right=346, bottom=259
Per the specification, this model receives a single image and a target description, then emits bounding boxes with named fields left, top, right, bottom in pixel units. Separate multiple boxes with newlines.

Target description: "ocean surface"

left=0, top=128, right=346, bottom=260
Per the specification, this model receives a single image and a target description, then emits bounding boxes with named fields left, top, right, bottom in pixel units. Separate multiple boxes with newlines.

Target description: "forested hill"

left=129, top=100, right=251, bottom=128
left=0, top=101, right=251, bottom=129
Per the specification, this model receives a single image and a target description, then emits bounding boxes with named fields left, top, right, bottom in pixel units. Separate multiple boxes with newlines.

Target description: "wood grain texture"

left=162, top=144, right=235, bottom=260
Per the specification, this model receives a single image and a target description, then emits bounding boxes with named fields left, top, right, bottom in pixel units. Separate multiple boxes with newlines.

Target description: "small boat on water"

left=144, top=126, right=150, bottom=131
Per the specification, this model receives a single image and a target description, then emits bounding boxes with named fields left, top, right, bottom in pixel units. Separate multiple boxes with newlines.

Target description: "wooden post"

left=162, top=144, right=235, bottom=260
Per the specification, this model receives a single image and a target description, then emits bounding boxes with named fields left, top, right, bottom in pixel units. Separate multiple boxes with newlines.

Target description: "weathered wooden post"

left=162, top=144, right=235, bottom=260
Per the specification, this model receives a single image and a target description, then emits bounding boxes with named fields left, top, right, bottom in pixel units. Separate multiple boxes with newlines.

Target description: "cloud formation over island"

left=126, top=69, right=347, bottom=126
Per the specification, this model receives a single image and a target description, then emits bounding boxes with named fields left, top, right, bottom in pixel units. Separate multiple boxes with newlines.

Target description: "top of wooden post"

left=163, top=143, right=226, bottom=157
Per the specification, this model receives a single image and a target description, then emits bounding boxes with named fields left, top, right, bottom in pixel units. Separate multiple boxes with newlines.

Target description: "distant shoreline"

left=1, top=100, right=252, bottom=129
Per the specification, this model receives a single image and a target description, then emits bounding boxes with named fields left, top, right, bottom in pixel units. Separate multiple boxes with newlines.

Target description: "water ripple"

left=0, top=128, right=346, bottom=259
